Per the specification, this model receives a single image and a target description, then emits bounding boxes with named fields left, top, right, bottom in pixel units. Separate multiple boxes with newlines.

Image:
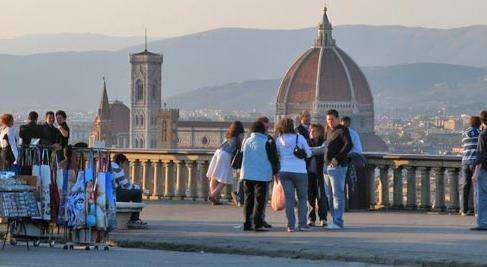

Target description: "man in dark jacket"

left=19, top=111, right=41, bottom=146
left=472, top=111, right=487, bottom=231
left=40, top=111, right=61, bottom=147
left=324, top=109, right=352, bottom=230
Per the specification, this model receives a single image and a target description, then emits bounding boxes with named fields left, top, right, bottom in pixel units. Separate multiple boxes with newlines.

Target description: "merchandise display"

left=1, top=146, right=115, bottom=251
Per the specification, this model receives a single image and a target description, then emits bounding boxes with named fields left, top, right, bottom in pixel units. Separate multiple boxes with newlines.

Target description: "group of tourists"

left=0, top=110, right=70, bottom=171
left=207, top=109, right=361, bottom=232
left=461, top=111, right=487, bottom=231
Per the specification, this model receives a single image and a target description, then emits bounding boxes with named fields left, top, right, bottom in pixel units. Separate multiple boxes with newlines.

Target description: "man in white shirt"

left=340, top=116, right=362, bottom=154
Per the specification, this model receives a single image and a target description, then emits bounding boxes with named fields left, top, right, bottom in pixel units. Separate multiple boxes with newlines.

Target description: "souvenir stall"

left=63, top=148, right=116, bottom=250
left=0, top=146, right=116, bottom=251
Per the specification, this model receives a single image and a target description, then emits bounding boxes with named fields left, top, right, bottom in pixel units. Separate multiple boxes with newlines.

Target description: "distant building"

left=89, top=79, right=130, bottom=148
left=275, top=6, right=387, bottom=152
left=91, top=6, right=388, bottom=152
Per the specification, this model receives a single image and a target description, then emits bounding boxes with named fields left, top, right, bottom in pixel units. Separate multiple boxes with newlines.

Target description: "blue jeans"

left=280, top=172, right=308, bottom=229
left=324, top=166, right=347, bottom=227
left=476, top=169, right=487, bottom=228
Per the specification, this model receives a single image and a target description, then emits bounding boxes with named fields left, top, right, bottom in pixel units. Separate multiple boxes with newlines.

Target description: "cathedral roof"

left=109, top=101, right=130, bottom=134
left=276, top=6, right=373, bottom=106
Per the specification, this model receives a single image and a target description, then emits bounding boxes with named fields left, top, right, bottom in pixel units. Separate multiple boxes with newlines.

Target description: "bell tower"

left=129, top=31, right=163, bottom=149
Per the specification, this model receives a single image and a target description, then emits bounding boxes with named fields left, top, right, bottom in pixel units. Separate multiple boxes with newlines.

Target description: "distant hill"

left=168, top=63, right=487, bottom=116
left=167, top=79, right=280, bottom=114
left=0, top=33, right=151, bottom=55
left=3, top=26, right=487, bottom=111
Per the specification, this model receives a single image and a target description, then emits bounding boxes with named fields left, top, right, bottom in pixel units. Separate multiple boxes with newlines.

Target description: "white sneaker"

left=327, top=223, right=343, bottom=230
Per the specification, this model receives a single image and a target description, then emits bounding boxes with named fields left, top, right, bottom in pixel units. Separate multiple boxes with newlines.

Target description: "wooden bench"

left=116, top=202, right=146, bottom=230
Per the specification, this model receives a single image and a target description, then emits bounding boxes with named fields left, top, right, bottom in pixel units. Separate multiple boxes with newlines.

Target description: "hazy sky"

left=0, top=0, right=485, bottom=38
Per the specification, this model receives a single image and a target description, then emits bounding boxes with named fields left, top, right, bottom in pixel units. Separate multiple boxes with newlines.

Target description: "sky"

left=0, top=0, right=485, bottom=39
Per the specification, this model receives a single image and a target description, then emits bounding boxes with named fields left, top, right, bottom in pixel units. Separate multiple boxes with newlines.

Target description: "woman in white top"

left=0, top=113, right=19, bottom=171
left=275, top=118, right=312, bottom=232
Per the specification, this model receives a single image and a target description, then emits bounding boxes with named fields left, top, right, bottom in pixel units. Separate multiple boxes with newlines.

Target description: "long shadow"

left=118, top=219, right=485, bottom=236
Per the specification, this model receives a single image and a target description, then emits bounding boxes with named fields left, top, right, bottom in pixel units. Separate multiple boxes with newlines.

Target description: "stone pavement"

left=110, top=200, right=487, bottom=267
left=0, top=246, right=384, bottom=267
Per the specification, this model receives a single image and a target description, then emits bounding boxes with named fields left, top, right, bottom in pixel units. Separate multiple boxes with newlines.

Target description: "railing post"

left=433, top=167, right=446, bottom=212
left=186, top=161, right=197, bottom=201
left=378, top=165, right=389, bottom=208
left=419, top=167, right=431, bottom=210
left=164, top=161, right=175, bottom=199
left=367, top=165, right=377, bottom=210
left=151, top=160, right=162, bottom=200
left=142, top=160, right=150, bottom=199
left=175, top=160, right=186, bottom=199
left=447, top=167, right=460, bottom=213
left=197, top=161, right=209, bottom=201
left=392, top=166, right=404, bottom=209
left=405, top=166, right=417, bottom=209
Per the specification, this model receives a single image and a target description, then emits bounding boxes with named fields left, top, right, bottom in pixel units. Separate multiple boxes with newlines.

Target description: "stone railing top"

left=109, top=148, right=214, bottom=162
left=363, top=152, right=461, bottom=168
left=110, top=148, right=214, bottom=155
left=109, top=149, right=462, bottom=167
left=363, top=152, right=461, bottom=161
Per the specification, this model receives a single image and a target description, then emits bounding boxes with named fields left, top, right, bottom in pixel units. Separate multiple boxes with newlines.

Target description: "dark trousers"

left=461, top=165, right=475, bottom=214
left=243, top=180, right=267, bottom=229
left=116, top=188, right=143, bottom=221
left=307, top=172, right=328, bottom=222
left=236, top=179, right=245, bottom=205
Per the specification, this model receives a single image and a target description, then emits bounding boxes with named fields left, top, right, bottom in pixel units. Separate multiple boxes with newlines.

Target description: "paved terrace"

left=110, top=200, right=487, bottom=267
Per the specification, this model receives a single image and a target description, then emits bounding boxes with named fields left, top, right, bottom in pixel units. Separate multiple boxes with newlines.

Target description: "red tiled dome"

left=277, top=34, right=372, bottom=106
left=275, top=6, right=387, bottom=152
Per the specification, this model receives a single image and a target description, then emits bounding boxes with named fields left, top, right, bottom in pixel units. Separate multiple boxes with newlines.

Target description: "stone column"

left=367, top=165, right=377, bottom=210
left=175, top=160, right=186, bottom=199
left=197, top=161, right=209, bottom=201
left=130, top=160, right=137, bottom=184
left=164, top=161, right=175, bottom=199
left=378, top=165, right=389, bottom=208
left=419, top=167, right=431, bottom=210
left=142, top=160, right=150, bottom=199
left=392, top=166, right=404, bottom=209
left=447, top=168, right=460, bottom=212
left=151, top=160, right=162, bottom=200
left=186, top=161, right=197, bottom=201
left=433, top=167, right=446, bottom=212
left=405, top=166, right=417, bottom=209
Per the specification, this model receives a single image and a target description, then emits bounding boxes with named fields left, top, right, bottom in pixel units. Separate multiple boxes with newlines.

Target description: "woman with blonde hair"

left=0, top=113, right=18, bottom=171
left=207, top=121, right=245, bottom=205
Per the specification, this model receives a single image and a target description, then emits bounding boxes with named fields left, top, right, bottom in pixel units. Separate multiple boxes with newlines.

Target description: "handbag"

left=231, top=148, right=243, bottom=170
left=293, top=135, right=307, bottom=159
left=271, top=177, right=286, bottom=211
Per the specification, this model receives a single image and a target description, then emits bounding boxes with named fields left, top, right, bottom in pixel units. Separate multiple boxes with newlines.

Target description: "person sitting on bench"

left=112, top=153, right=147, bottom=229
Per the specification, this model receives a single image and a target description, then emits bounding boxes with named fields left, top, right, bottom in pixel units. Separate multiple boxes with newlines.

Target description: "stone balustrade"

left=112, top=149, right=465, bottom=213
left=112, top=149, right=214, bottom=201
left=365, top=153, right=462, bottom=212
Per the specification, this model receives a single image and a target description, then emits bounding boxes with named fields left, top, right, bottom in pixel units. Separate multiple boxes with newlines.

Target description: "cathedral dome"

left=276, top=7, right=373, bottom=109
left=275, top=6, right=387, bottom=152
left=276, top=46, right=373, bottom=106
